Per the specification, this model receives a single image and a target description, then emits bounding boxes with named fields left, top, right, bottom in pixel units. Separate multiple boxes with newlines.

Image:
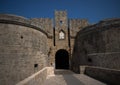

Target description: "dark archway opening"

left=55, top=49, right=69, bottom=69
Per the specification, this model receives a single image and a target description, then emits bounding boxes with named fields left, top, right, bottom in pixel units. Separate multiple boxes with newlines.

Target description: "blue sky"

left=0, top=0, right=120, bottom=23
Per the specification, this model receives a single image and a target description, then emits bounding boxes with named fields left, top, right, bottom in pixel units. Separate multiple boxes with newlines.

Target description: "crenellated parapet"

left=0, top=14, right=53, bottom=38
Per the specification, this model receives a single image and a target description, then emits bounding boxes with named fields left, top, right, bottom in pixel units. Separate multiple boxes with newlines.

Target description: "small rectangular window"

left=34, top=64, right=38, bottom=68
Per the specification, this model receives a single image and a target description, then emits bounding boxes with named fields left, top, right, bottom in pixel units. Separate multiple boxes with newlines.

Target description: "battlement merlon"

left=55, top=10, right=67, bottom=16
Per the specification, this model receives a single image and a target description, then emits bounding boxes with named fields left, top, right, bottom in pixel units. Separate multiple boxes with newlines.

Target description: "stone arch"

left=55, top=49, right=69, bottom=69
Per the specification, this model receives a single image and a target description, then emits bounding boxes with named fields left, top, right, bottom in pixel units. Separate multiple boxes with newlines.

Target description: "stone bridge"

left=16, top=66, right=120, bottom=85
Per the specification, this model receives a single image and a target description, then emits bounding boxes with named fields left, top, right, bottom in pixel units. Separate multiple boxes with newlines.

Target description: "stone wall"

left=71, top=19, right=120, bottom=73
left=82, top=66, right=120, bottom=85
left=0, top=14, right=48, bottom=85
left=30, top=18, right=53, bottom=36
left=16, top=67, right=54, bottom=85
left=70, top=19, right=89, bottom=37
left=16, top=67, right=47, bottom=85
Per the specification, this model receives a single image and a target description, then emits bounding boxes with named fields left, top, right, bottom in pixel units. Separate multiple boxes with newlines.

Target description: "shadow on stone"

left=63, top=75, right=84, bottom=85
left=54, top=69, right=74, bottom=75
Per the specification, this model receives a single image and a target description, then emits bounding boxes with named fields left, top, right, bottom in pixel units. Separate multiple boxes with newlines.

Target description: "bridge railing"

left=16, top=67, right=54, bottom=85
left=80, top=65, right=120, bottom=85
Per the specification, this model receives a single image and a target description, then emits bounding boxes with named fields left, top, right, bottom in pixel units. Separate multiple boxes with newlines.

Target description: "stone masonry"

left=0, top=10, right=120, bottom=85
left=0, top=11, right=89, bottom=85
left=71, top=18, right=120, bottom=73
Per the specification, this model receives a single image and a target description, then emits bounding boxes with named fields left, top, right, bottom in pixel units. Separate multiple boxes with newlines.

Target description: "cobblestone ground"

left=43, top=70, right=107, bottom=85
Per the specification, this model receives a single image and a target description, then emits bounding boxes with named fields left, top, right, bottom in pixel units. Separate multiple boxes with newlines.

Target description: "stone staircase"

left=43, top=69, right=107, bottom=85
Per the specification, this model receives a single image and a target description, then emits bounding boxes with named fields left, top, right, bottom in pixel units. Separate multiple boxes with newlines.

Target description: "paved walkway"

left=43, top=70, right=107, bottom=85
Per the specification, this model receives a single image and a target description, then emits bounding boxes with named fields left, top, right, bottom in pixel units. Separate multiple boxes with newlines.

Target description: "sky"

left=0, top=0, right=120, bottom=23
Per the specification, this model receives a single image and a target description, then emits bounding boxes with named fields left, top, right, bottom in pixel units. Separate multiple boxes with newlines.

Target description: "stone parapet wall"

left=16, top=67, right=54, bottom=85
left=80, top=66, right=120, bottom=85
left=16, top=67, right=47, bottom=85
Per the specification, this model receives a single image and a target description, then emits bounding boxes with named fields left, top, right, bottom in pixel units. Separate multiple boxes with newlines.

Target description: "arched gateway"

left=55, top=49, right=69, bottom=69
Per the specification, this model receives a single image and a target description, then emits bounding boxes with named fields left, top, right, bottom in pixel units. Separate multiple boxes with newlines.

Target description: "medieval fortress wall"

left=0, top=12, right=89, bottom=85
left=72, top=19, right=120, bottom=73
left=0, top=14, right=49, bottom=85
left=0, top=11, right=120, bottom=85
